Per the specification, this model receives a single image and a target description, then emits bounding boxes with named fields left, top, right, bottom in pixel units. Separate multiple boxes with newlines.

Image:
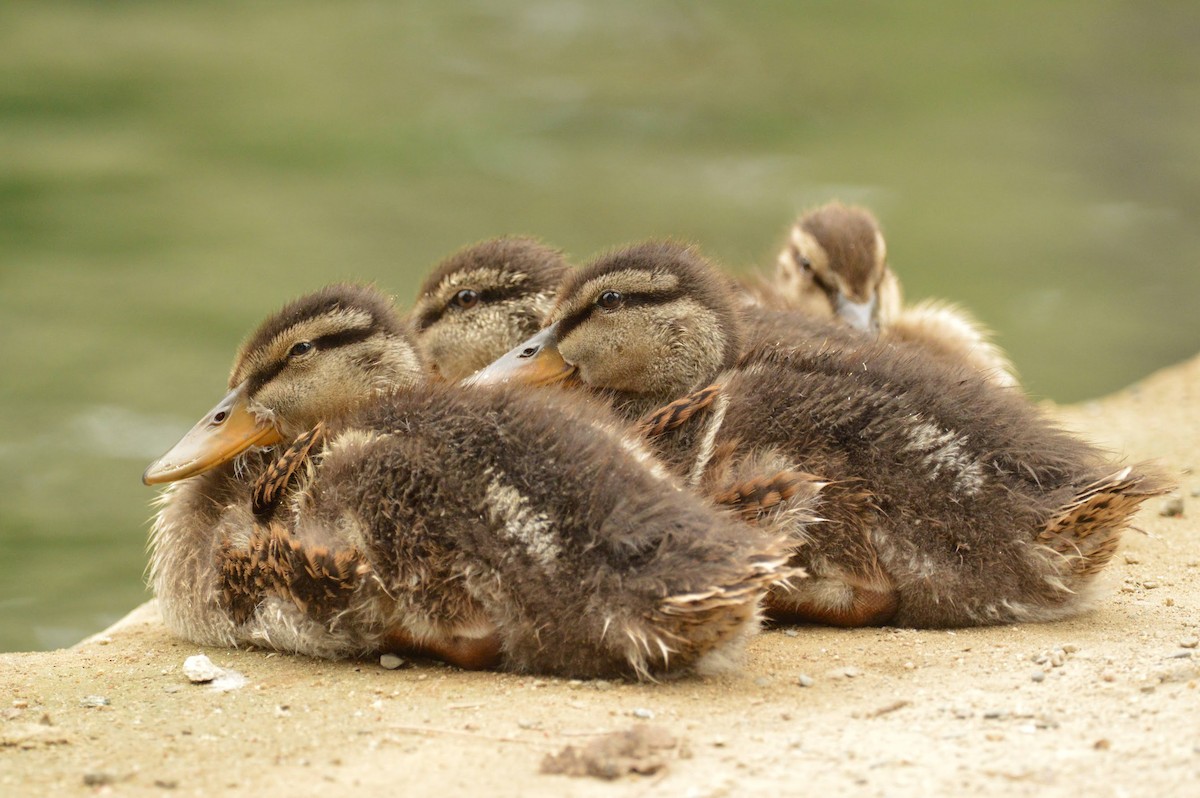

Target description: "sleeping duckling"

left=143, top=283, right=790, bottom=679
left=410, top=237, right=570, bottom=381
left=770, top=202, right=1019, bottom=388
left=472, top=242, right=1167, bottom=628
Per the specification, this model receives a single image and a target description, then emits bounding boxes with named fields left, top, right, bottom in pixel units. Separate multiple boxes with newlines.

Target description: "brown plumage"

left=145, top=283, right=789, bottom=679
left=762, top=201, right=1019, bottom=388
left=410, top=236, right=571, bottom=381
left=474, top=241, right=1169, bottom=628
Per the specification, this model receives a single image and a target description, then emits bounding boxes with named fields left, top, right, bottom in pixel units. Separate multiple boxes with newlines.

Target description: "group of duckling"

left=143, top=202, right=1166, bottom=680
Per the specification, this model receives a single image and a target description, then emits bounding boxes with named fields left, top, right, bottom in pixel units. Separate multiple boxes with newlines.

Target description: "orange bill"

left=143, top=382, right=283, bottom=485
left=464, top=324, right=578, bottom=388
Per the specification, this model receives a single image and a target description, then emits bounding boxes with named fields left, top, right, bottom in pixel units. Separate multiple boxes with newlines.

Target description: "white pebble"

left=379, top=654, right=404, bottom=670
left=632, top=708, right=654, bottom=719
left=183, top=654, right=223, bottom=684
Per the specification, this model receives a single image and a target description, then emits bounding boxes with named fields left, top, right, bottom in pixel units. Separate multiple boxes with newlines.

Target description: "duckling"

left=769, top=202, right=1019, bottom=388
left=143, top=284, right=789, bottom=679
left=410, top=237, right=571, bottom=381
left=472, top=242, right=1167, bottom=628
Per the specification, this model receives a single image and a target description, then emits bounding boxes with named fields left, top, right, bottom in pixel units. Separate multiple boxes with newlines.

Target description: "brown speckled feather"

left=251, top=422, right=327, bottom=522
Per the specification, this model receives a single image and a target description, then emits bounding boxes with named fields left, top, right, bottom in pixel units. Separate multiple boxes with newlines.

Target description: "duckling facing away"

left=143, top=284, right=790, bottom=679
left=473, top=242, right=1167, bottom=628
left=410, top=237, right=570, bottom=381
left=766, top=202, right=1019, bottom=388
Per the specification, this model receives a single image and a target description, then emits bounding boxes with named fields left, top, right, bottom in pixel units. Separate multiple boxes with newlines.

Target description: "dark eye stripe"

left=414, top=283, right=533, bottom=331
left=246, top=325, right=376, bottom=396
left=554, top=288, right=684, bottom=341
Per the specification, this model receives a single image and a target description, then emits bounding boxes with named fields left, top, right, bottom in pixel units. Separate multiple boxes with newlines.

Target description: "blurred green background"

left=2, top=1, right=1198, bottom=652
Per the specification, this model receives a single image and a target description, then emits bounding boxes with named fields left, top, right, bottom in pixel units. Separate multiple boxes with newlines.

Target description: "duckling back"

left=287, top=382, right=789, bottom=678
left=698, top=339, right=1167, bottom=626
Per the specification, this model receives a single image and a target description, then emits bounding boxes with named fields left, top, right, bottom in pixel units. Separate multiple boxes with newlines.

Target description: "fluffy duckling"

left=143, top=284, right=790, bottom=679
left=770, top=202, right=1019, bottom=388
left=473, top=242, right=1167, bottom=628
left=410, top=237, right=570, bottom=381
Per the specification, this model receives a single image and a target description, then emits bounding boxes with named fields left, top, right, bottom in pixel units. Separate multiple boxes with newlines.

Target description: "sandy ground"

left=2, top=356, right=1197, bottom=797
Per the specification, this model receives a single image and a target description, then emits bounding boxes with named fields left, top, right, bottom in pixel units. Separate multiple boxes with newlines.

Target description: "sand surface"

left=2, top=356, right=1198, bottom=797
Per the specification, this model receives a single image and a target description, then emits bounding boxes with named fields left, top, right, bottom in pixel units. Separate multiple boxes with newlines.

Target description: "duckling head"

left=143, top=283, right=422, bottom=485
left=410, top=237, right=569, bottom=381
left=469, top=241, right=741, bottom=416
left=776, top=201, right=898, bottom=332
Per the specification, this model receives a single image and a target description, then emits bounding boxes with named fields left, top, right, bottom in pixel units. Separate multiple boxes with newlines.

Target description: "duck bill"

left=464, top=324, right=578, bottom=388
left=143, top=382, right=283, bottom=485
left=835, top=294, right=880, bottom=333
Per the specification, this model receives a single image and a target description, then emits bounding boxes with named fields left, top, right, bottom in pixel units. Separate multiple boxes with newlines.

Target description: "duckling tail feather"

left=1037, top=465, right=1172, bottom=581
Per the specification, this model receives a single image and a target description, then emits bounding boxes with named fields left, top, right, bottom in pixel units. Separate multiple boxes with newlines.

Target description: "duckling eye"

left=288, top=341, right=314, bottom=358
left=452, top=289, right=480, bottom=310
left=790, top=245, right=813, bottom=272
left=596, top=290, right=624, bottom=311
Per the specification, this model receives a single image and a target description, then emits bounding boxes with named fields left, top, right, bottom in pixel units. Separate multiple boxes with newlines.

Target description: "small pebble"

left=796, top=674, right=814, bottom=688
left=1100, top=671, right=1116, bottom=683
left=1180, top=638, right=1199, bottom=649
left=1159, top=496, right=1184, bottom=517
left=1094, top=739, right=1111, bottom=751
left=80, top=695, right=110, bottom=708
left=1030, top=669, right=1046, bottom=683
left=182, top=654, right=222, bottom=684
left=379, top=654, right=404, bottom=670
left=591, top=680, right=613, bottom=691
left=83, top=773, right=116, bottom=787
left=162, top=685, right=182, bottom=694
left=631, top=708, right=654, bottom=720
left=783, top=629, right=799, bottom=638
left=1142, top=581, right=1160, bottom=590
left=1124, top=554, right=1140, bottom=565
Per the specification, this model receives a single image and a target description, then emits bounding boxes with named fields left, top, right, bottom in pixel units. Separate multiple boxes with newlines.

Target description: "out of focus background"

left=2, top=1, right=1198, bottom=652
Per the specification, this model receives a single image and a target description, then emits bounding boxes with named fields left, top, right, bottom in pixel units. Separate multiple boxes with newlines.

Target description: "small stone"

left=182, top=654, right=222, bottom=684
left=631, top=708, right=654, bottom=720
left=154, top=779, right=178, bottom=789
left=1100, top=671, right=1117, bottom=683
left=162, top=685, right=182, bottom=694
left=591, top=680, right=614, bottom=691
left=796, top=674, right=814, bottom=688
left=1143, top=581, right=1160, bottom=590
left=1159, top=496, right=1184, bottom=517
left=1062, top=644, right=1078, bottom=654
left=1094, top=739, right=1111, bottom=751
left=1140, top=685, right=1156, bottom=694
left=1124, top=554, right=1141, bottom=565
left=80, top=695, right=110, bottom=708
left=379, top=654, right=404, bottom=670
left=12, top=700, right=28, bottom=709
left=1179, top=638, right=1199, bottom=649
left=83, top=773, right=117, bottom=787
left=783, top=629, right=799, bottom=638
left=1030, top=669, right=1046, bottom=683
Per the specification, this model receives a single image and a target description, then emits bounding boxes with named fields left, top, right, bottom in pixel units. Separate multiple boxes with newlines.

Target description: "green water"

left=2, top=1, right=1198, bottom=652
